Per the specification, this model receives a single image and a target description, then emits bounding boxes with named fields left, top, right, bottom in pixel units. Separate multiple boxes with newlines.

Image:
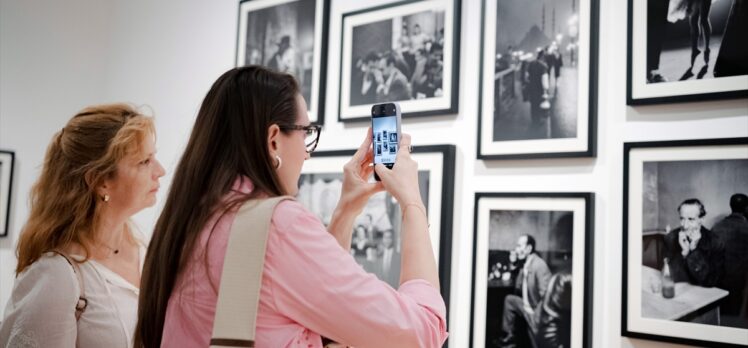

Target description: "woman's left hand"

left=327, top=128, right=384, bottom=250
left=336, top=127, right=384, bottom=216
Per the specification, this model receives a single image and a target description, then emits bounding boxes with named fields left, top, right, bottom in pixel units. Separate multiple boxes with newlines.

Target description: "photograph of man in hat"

left=267, top=35, right=296, bottom=74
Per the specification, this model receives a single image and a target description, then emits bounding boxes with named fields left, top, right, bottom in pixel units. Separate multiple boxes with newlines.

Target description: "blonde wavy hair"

left=16, top=103, right=155, bottom=274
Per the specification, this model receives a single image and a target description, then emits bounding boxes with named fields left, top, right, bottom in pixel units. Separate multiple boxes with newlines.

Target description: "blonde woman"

left=0, top=104, right=165, bottom=347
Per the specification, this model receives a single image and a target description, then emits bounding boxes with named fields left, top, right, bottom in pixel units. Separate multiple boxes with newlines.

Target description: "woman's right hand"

left=374, top=134, right=423, bottom=207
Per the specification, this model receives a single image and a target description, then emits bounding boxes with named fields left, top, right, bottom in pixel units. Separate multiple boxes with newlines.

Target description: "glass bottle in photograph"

left=662, top=257, right=675, bottom=299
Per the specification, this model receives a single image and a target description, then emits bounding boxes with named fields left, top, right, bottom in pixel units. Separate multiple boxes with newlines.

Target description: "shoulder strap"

left=53, top=250, right=88, bottom=321
left=210, top=196, right=294, bottom=348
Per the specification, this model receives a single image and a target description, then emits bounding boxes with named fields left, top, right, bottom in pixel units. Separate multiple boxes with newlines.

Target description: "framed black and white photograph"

left=338, top=0, right=461, bottom=122
left=236, top=0, right=330, bottom=123
left=478, top=0, right=598, bottom=160
left=297, top=145, right=455, bottom=305
left=623, top=138, right=748, bottom=347
left=0, top=150, right=15, bottom=237
left=627, top=0, right=748, bottom=105
left=471, top=192, right=594, bottom=348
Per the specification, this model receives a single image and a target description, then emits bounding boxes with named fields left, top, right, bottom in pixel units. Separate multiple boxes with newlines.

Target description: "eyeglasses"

left=278, top=124, right=321, bottom=153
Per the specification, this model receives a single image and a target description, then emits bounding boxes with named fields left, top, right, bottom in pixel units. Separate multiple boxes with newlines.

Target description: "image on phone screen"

left=372, top=114, right=398, bottom=165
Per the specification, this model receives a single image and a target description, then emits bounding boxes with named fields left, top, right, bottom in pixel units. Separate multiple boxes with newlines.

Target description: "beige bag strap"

left=210, top=196, right=294, bottom=348
left=53, top=250, right=88, bottom=321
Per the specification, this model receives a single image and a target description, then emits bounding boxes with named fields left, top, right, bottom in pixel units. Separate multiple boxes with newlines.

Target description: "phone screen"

left=372, top=114, right=399, bottom=165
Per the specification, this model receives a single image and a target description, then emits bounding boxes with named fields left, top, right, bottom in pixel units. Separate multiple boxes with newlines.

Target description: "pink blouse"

left=161, top=178, right=448, bottom=347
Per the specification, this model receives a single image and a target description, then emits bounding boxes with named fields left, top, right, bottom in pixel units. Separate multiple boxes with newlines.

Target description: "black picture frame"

left=298, top=144, right=456, bottom=322
left=477, top=0, right=598, bottom=160
left=236, top=0, right=330, bottom=124
left=470, top=192, right=595, bottom=348
left=622, top=137, right=748, bottom=347
left=337, top=0, right=461, bottom=122
left=0, top=150, right=15, bottom=238
left=626, top=0, right=748, bottom=105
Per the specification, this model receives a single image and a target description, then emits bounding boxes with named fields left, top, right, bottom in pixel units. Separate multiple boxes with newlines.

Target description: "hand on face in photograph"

left=374, top=133, right=422, bottom=206
left=686, top=228, right=702, bottom=251
left=678, top=231, right=691, bottom=256
left=337, top=127, right=385, bottom=216
left=678, top=228, right=702, bottom=256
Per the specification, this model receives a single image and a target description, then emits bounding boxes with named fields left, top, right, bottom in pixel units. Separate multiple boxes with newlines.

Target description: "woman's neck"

left=95, top=207, right=131, bottom=252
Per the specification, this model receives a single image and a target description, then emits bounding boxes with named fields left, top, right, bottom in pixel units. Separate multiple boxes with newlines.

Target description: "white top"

left=0, top=243, right=145, bottom=348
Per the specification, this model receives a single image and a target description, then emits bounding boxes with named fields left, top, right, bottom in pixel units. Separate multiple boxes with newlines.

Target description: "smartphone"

left=371, top=102, right=402, bottom=181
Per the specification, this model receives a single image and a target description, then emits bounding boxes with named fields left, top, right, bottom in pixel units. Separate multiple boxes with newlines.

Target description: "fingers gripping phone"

left=371, top=102, right=402, bottom=181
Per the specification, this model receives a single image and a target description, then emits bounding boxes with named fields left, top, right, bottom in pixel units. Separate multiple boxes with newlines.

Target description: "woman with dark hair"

left=134, top=66, right=446, bottom=347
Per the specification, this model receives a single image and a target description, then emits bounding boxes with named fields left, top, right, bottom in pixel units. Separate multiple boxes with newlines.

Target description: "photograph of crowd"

left=491, top=0, right=581, bottom=141
left=339, top=0, right=459, bottom=121
left=479, top=0, right=596, bottom=159
left=297, top=171, right=429, bottom=288
left=236, top=0, right=327, bottom=122
left=349, top=11, right=446, bottom=106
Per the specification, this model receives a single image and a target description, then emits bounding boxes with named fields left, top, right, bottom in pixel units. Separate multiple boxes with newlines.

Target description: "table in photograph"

left=641, top=265, right=728, bottom=324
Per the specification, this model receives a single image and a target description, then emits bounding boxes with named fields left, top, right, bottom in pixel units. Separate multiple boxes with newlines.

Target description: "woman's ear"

left=95, top=182, right=109, bottom=198
left=267, top=124, right=281, bottom=152
left=86, top=170, right=108, bottom=196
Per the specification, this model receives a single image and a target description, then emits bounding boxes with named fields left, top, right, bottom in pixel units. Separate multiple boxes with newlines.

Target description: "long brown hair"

left=16, top=104, right=155, bottom=274
left=135, top=66, right=299, bottom=347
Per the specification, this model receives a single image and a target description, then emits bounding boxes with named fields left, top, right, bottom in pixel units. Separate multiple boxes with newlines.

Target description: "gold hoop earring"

left=274, top=155, right=282, bottom=169
left=103, top=194, right=110, bottom=202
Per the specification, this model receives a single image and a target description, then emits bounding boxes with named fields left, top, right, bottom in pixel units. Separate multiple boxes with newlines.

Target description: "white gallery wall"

left=0, top=0, right=115, bottom=319
left=1, top=1, right=746, bottom=347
